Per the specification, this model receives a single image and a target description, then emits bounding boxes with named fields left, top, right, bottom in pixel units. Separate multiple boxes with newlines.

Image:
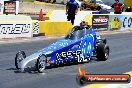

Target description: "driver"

left=80, top=21, right=91, bottom=29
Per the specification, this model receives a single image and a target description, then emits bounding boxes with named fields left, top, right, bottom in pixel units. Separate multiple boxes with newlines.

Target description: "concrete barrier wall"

left=109, top=15, right=132, bottom=30
left=1, top=13, right=132, bottom=38
left=83, top=14, right=93, bottom=26
left=0, top=15, right=32, bottom=20
left=45, top=10, right=53, bottom=20
left=46, top=10, right=132, bottom=30
left=44, top=10, right=94, bottom=26
left=0, top=14, right=72, bottom=38
left=83, top=14, right=132, bottom=31
left=39, top=20, right=72, bottom=37
left=41, top=14, right=132, bottom=37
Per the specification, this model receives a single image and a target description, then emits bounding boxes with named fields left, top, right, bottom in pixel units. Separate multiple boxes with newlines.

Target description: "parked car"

left=81, top=0, right=111, bottom=12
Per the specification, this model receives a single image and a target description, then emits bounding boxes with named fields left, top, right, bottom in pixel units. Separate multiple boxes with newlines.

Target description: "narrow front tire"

left=15, top=51, right=26, bottom=69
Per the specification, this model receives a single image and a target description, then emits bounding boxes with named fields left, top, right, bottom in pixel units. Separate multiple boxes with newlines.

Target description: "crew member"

left=125, top=7, right=131, bottom=12
left=66, top=0, right=78, bottom=25
left=111, top=0, right=123, bottom=14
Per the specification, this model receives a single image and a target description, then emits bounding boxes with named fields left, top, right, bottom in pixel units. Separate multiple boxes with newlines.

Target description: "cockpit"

left=65, top=26, right=90, bottom=40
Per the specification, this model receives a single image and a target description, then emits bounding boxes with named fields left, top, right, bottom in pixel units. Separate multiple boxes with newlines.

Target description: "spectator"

left=111, top=0, right=123, bottom=14
left=66, top=0, right=78, bottom=25
left=125, top=7, right=131, bottom=12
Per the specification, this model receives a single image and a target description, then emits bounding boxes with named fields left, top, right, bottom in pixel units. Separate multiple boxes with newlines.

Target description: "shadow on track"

left=6, top=58, right=99, bottom=74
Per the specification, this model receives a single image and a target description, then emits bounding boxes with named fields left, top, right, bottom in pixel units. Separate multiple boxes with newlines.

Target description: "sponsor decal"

left=93, top=17, right=108, bottom=25
left=56, top=50, right=82, bottom=62
left=109, top=15, right=132, bottom=30
left=56, top=50, right=81, bottom=59
left=3, top=1, right=16, bottom=14
left=123, top=17, right=132, bottom=28
left=0, top=24, right=30, bottom=34
left=92, top=15, right=109, bottom=30
left=0, top=22, right=32, bottom=38
left=56, top=50, right=89, bottom=62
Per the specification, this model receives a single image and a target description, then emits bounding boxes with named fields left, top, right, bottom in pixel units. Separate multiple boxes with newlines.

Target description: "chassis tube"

left=19, top=52, right=42, bottom=72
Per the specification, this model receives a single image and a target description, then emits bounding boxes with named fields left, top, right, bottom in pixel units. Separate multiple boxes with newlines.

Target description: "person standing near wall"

left=66, top=0, right=78, bottom=25
left=125, top=7, right=131, bottom=12
left=111, top=0, right=123, bottom=14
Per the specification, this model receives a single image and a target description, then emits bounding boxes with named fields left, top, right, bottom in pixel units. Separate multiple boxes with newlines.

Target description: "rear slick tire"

left=96, top=43, right=109, bottom=61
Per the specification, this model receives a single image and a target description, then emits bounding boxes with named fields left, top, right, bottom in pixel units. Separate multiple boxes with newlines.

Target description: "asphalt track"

left=0, top=32, right=132, bottom=88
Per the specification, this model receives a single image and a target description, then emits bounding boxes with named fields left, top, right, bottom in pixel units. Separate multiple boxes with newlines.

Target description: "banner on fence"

left=3, top=0, right=19, bottom=14
left=3, top=1, right=16, bottom=14
left=109, top=15, right=132, bottom=30
left=92, top=15, right=109, bottom=30
left=0, top=22, right=32, bottom=38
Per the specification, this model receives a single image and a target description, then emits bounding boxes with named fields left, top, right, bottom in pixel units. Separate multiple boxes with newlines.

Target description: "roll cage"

left=65, top=26, right=90, bottom=40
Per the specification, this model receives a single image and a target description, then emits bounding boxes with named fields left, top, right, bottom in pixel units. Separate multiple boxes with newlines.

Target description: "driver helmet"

left=80, top=21, right=86, bottom=26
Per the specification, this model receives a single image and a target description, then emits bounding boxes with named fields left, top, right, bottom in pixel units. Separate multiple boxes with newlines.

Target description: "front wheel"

left=36, top=55, right=46, bottom=73
left=15, top=51, right=26, bottom=69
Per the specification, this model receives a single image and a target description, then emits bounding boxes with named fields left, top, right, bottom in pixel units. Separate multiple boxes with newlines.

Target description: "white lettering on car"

left=56, top=50, right=82, bottom=61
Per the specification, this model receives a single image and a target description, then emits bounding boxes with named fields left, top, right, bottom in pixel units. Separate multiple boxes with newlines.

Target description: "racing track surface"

left=0, top=32, right=132, bottom=88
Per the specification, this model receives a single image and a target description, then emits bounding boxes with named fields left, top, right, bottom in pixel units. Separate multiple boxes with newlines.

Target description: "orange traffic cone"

left=38, top=9, right=44, bottom=21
